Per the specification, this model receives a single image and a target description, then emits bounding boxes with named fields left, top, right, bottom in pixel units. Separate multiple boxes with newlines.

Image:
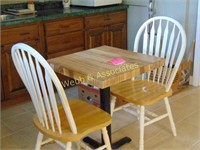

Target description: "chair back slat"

left=165, top=24, right=175, bottom=67
left=134, top=16, right=186, bottom=91
left=142, top=26, right=149, bottom=54
left=160, top=21, right=169, bottom=58
left=21, top=51, right=48, bottom=126
left=45, top=74, right=62, bottom=133
left=149, top=21, right=155, bottom=56
left=11, top=43, right=78, bottom=134
left=36, top=61, right=53, bottom=130
left=155, top=20, right=162, bottom=57
left=27, top=53, right=45, bottom=126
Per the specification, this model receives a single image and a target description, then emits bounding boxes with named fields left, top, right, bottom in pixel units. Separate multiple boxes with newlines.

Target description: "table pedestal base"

left=83, top=136, right=131, bottom=149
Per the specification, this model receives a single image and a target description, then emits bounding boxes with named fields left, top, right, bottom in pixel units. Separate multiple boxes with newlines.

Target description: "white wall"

left=125, top=0, right=198, bottom=59
left=153, top=0, right=198, bottom=60
left=126, top=5, right=149, bottom=50
left=193, top=0, right=200, bottom=86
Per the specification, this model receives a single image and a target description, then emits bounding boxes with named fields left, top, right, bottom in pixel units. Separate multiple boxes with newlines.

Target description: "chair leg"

left=139, top=106, right=145, bottom=150
left=35, top=132, right=43, bottom=150
left=102, top=127, right=112, bottom=150
left=65, top=142, right=72, bottom=150
left=110, top=95, right=116, bottom=116
left=75, top=141, right=81, bottom=150
left=164, top=97, right=177, bottom=136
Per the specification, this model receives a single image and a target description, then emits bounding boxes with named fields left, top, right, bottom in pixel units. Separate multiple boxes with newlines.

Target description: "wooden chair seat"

left=33, top=100, right=111, bottom=142
left=111, top=79, right=172, bottom=106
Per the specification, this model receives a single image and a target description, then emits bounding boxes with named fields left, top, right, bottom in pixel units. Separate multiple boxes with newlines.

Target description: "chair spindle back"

left=134, top=16, right=186, bottom=91
left=11, top=43, right=77, bottom=135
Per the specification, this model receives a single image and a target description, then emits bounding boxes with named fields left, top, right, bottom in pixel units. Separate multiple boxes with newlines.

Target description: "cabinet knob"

left=20, top=32, right=30, bottom=36
left=60, top=25, right=70, bottom=28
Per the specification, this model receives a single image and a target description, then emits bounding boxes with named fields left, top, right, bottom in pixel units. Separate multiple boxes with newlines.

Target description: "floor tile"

left=1, top=105, right=27, bottom=120
left=188, top=141, right=200, bottom=150
left=0, top=86, right=199, bottom=150
left=1, top=132, right=34, bottom=149
left=2, top=112, right=34, bottom=131
left=1, top=121, right=14, bottom=138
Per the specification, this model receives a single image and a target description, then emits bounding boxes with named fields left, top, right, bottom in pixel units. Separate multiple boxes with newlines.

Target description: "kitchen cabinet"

left=85, top=10, right=127, bottom=49
left=1, top=77, right=4, bottom=101
left=1, top=9, right=127, bottom=104
left=44, top=17, right=85, bottom=85
left=44, top=17, right=85, bottom=58
left=1, top=23, right=43, bottom=101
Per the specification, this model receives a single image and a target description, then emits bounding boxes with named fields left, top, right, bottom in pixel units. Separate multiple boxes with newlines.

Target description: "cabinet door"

left=108, top=23, right=127, bottom=49
left=1, top=40, right=40, bottom=100
left=1, top=76, right=4, bottom=101
left=85, top=27, right=108, bottom=49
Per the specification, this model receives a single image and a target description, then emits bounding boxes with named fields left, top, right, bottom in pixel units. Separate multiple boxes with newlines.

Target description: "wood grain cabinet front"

left=85, top=10, right=127, bottom=49
left=44, top=17, right=85, bottom=58
left=1, top=9, right=128, bottom=104
left=1, top=23, right=43, bottom=101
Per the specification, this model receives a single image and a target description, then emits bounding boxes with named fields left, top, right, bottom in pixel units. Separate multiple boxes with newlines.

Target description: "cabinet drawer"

left=44, top=18, right=84, bottom=36
left=1, top=24, right=38, bottom=45
left=85, top=10, right=126, bottom=28
left=46, top=31, right=84, bottom=54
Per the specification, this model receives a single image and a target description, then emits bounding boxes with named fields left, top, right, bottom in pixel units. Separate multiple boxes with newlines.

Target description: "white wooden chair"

left=110, top=16, right=186, bottom=150
left=11, top=43, right=112, bottom=150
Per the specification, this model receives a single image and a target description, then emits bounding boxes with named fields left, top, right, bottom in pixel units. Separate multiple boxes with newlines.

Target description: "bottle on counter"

left=63, top=0, right=71, bottom=8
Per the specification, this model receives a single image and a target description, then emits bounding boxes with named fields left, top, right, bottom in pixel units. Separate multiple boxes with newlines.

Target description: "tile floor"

left=1, top=86, right=200, bottom=150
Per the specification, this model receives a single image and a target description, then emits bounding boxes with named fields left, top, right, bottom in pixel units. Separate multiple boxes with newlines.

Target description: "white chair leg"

left=35, top=132, right=43, bottom=150
left=110, top=95, right=116, bottom=116
left=139, top=106, right=145, bottom=150
left=75, top=141, right=81, bottom=150
left=102, top=127, right=112, bottom=150
left=65, top=142, right=72, bottom=150
left=164, top=97, right=177, bottom=136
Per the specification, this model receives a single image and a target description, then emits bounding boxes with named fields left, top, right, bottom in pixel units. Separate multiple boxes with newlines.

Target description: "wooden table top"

left=48, top=46, right=165, bottom=89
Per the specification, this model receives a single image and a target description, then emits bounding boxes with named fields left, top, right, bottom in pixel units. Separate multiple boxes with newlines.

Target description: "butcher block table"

left=48, top=45, right=165, bottom=149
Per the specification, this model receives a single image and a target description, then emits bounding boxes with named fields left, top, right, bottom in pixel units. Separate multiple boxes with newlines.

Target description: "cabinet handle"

left=62, top=41, right=71, bottom=44
left=20, top=32, right=30, bottom=36
left=60, top=25, right=70, bottom=28
left=104, top=17, right=111, bottom=21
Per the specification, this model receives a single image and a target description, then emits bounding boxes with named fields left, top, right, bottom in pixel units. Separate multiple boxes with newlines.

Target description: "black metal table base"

left=83, top=136, right=131, bottom=149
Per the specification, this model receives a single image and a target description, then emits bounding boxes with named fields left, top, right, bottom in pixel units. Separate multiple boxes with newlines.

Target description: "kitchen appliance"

left=71, top=0, right=122, bottom=7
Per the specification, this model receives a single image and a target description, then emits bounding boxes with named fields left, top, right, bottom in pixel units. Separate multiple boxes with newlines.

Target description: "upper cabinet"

left=85, top=10, right=127, bottom=49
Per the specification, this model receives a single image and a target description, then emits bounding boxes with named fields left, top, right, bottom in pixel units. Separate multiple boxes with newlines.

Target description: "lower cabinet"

left=1, top=40, right=41, bottom=101
left=1, top=9, right=127, bottom=103
left=85, top=23, right=127, bottom=49
left=85, top=27, right=108, bottom=49
left=108, top=23, right=127, bottom=49
left=85, top=10, right=127, bottom=49
left=1, top=78, right=4, bottom=101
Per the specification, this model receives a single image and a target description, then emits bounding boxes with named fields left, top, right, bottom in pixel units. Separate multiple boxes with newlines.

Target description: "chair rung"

left=55, top=140, right=65, bottom=148
left=80, top=141, right=93, bottom=150
left=144, top=113, right=168, bottom=126
left=145, top=109, right=159, bottom=117
left=95, top=145, right=107, bottom=150
left=41, top=138, right=54, bottom=145
left=113, top=103, right=133, bottom=112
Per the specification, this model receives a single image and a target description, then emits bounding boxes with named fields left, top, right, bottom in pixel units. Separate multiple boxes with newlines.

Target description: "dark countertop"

left=0, top=4, right=128, bottom=27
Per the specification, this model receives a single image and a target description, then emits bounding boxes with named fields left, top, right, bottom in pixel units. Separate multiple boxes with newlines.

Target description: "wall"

left=153, top=0, right=198, bottom=60
left=193, top=0, right=200, bottom=86
left=124, top=0, right=198, bottom=60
